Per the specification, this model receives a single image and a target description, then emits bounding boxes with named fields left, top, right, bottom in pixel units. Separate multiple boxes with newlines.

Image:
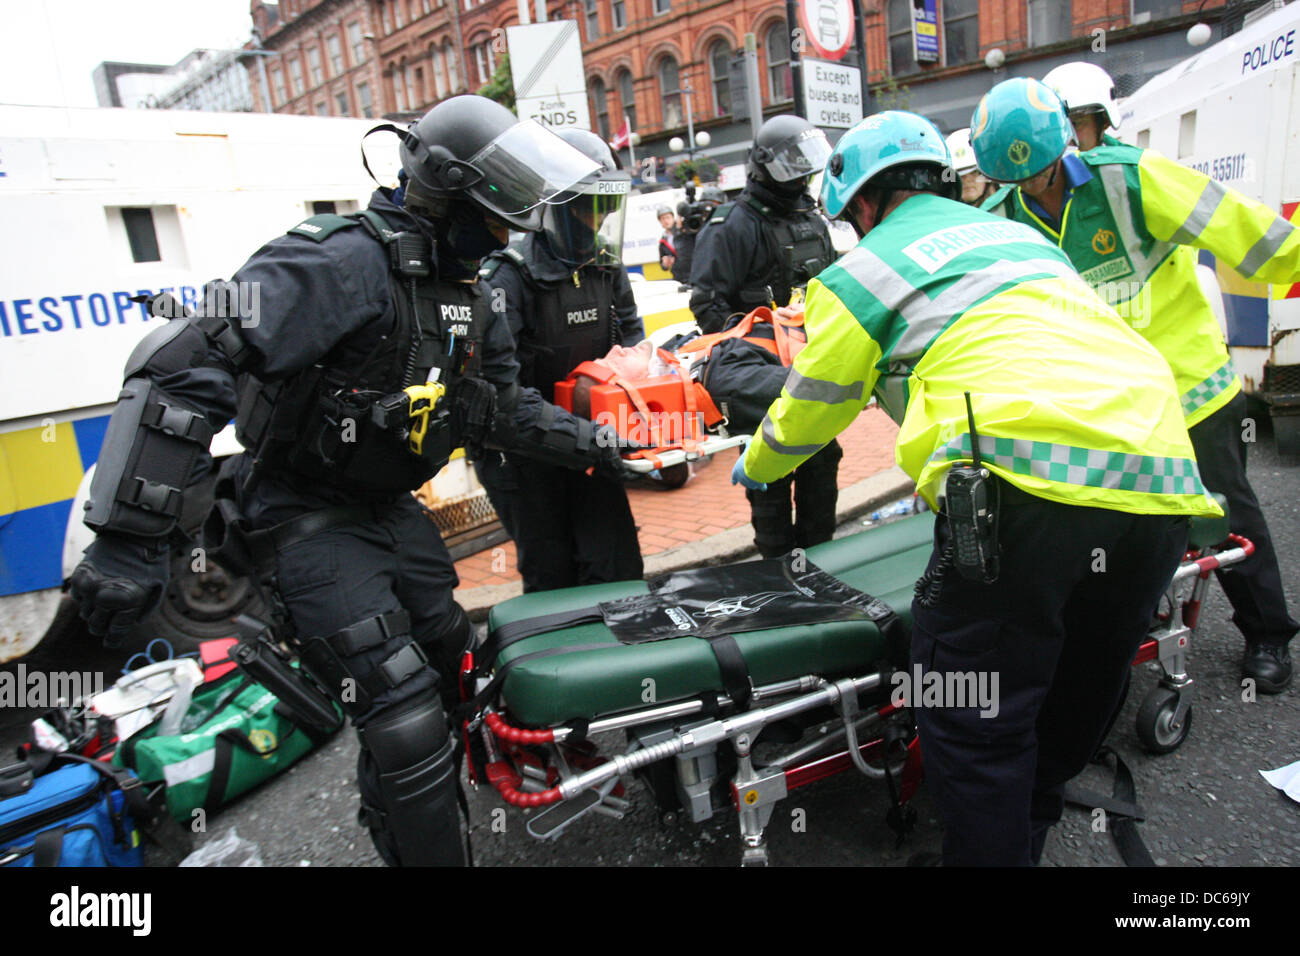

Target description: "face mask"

left=440, top=201, right=507, bottom=260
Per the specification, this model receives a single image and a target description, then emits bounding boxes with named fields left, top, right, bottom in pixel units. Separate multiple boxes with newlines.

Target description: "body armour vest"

left=489, top=244, right=616, bottom=404
left=739, top=195, right=836, bottom=307
left=235, top=211, right=489, bottom=496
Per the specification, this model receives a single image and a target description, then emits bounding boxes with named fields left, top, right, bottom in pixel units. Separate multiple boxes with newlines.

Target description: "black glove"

left=68, top=535, right=171, bottom=649
left=591, top=424, right=644, bottom=482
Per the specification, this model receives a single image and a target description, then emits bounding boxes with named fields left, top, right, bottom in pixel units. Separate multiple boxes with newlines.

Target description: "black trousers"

left=910, top=480, right=1187, bottom=866
left=1188, top=390, right=1299, bottom=647
left=474, top=452, right=644, bottom=592
left=268, top=494, right=465, bottom=720
left=746, top=439, right=842, bottom=558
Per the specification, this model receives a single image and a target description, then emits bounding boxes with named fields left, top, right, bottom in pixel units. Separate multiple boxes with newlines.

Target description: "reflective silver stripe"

left=839, top=247, right=1078, bottom=359
left=930, top=433, right=1206, bottom=496
left=760, top=415, right=824, bottom=457
left=1237, top=216, right=1295, bottom=277
left=785, top=369, right=865, bottom=405
left=1167, top=178, right=1226, bottom=245
left=1097, top=164, right=1174, bottom=282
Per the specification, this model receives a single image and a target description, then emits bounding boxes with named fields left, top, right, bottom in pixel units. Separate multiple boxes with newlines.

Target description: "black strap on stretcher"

left=1063, top=746, right=1154, bottom=867
left=473, top=603, right=759, bottom=711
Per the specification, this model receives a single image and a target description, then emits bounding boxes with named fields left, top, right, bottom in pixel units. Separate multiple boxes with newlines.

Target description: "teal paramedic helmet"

left=970, top=77, right=1074, bottom=183
left=819, top=111, right=955, bottom=219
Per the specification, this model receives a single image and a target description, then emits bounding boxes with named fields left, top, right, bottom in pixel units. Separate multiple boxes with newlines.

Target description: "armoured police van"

left=0, top=105, right=405, bottom=661
left=1120, top=1, right=1300, bottom=453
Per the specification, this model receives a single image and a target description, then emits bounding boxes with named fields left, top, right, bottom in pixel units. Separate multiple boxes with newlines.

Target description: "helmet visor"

left=765, top=128, right=834, bottom=182
left=545, top=174, right=630, bottom=266
left=467, top=120, right=602, bottom=218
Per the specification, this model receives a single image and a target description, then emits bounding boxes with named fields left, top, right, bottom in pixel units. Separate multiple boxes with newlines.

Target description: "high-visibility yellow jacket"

left=984, top=144, right=1300, bottom=426
left=743, top=193, right=1221, bottom=517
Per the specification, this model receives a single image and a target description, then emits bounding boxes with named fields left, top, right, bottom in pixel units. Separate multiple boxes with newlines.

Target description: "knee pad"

left=297, top=610, right=434, bottom=718
left=356, top=694, right=466, bottom=867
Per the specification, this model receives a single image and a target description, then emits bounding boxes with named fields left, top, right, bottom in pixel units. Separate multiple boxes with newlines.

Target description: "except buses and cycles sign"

left=797, top=0, right=854, bottom=62
left=801, top=58, right=863, bottom=129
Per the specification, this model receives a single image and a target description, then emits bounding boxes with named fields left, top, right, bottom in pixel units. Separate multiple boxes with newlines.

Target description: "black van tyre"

left=1135, top=686, right=1192, bottom=755
left=129, top=549, right=267, bottom=655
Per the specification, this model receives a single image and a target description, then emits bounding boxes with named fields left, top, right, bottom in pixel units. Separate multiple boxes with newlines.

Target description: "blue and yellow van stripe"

left=0, top=414, right=110, bottom=596
left=1199, top=200, right=1300, bottom=348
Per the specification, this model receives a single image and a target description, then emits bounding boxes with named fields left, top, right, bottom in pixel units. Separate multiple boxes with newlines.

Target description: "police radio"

left=944, top=392, right=1000, bottom=584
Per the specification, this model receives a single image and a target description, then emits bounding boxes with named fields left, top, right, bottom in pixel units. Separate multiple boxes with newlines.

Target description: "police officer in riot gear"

left=689, top=115, right=842, bottom=558
left=67, top=95, right=602, bottom=866
left=475, top=128, right=646, bottom=592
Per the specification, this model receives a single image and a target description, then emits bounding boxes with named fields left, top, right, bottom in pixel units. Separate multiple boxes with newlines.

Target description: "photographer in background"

left=671, top=185, right=726, bottom=286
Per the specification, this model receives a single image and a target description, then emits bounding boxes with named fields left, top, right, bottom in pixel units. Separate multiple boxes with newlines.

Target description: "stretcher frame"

left=460, top=517, right=1254, bottom=865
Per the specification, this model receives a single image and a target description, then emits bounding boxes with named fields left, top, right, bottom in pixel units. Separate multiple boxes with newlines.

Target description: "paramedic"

left=1041, top=61, right=1123, bottom=151
left=476, top=129, right=645, bottom=592
left=945, top=127, right=996, bottom=205
left=66, top=96, right=606, bottom=865
left=975, top=77, right=1299, bottom=692
left=691, top=114, right=842, bottom=558
left=733, top=109, right=1222, bottom=865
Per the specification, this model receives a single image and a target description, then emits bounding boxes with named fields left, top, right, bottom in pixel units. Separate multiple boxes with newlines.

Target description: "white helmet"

left=945, top=127, right=979, bottom=175
left=1042, top=62, right=1119, bottom=129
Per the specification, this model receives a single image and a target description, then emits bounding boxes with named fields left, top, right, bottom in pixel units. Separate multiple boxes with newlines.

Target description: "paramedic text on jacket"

left=975, top=76, right=1300, bottom=693
left=67, top=96, right=603, bottom=866
left=740, top=109, right=1220, bottom=865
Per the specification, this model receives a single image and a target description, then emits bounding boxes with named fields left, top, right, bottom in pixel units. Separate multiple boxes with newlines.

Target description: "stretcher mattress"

left=485, top=512, right=936, bottom=726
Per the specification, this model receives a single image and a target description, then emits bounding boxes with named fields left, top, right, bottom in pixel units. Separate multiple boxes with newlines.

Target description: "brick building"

left=245, top=0, right=1263, bottom=171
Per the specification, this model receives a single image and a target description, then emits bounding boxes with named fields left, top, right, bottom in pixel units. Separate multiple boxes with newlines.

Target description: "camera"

left=677, top=184, right=722, bottom=235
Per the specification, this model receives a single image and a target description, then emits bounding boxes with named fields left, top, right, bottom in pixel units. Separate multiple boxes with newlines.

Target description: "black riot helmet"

left=748, top=115, right=833, bottom=196
left=542, top=127, right=631, bottom=269
left=395, top=96, right=601, bottom=232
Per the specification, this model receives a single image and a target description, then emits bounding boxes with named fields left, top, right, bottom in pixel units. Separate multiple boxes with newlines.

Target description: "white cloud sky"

left=0, top=0, right=254, bottom=107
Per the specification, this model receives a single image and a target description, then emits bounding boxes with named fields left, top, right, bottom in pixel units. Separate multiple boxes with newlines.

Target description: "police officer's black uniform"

left=689, top=117, right=839, bottom=558
left=475, top=130, right=646, bottom=592
left=68, top=97, right=605, bottom=866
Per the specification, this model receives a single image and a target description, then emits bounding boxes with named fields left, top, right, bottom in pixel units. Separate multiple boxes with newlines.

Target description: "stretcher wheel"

left=1135, top=686, right=1192, bottom=754
left=652, top=463, right=690, bottom=489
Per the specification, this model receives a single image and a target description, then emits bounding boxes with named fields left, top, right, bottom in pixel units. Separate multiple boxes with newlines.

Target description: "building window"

left=658, top=56, right=682, bottom=128
left=589, top=76, right=610, bottom=139
left=653, top=0, right=669, bottom=14
left=612, top=0, right=626, bottom=29
left=288, top=56, right=304, bottom=96
left=616, top=68, right=636, bottom=132
left=942, top=0, right=978, bottom=65
left=328, top=35, right=344, bottom=75
left=1131, top=0, right=1182, bottom=24
left=271, top=66, right=286, bottom=105
left=308, top=47, right=323, bottom=86
left=444, top=40, right=460, bottom=91
left=1028, top=0, right=1072, bottom=47
left=357, top=80, right=374, bottom=117
left=432, top=45, right=448, bottom=98
left=585, top=0, right=600, bottom=41
left=414, top=66, right=425, bottom=105
left=315, top=101, right=329, bottom=116
left=422, top=0, right=431, bottom=13
left=382, top=0, right=392, bottom=33
left=349, top=22, right=366, bottom=64
left=394, top=0, right=404, bottom=27
left=472, top=41, right=494, bottom=86
left=122, top=208, right=161, bottom=263
left=336, top=90, right=350, bottom=114
left=392, top=64, right=407, bottom=110
left=887, top=0, right=919, bottom=76
left=709, top=40, right=732, bottom=117
left=765, top=22, right=792, bottom=103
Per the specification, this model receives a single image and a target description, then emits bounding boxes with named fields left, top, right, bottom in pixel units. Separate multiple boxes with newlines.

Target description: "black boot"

left=1243, top=643, right=1293, bottom=694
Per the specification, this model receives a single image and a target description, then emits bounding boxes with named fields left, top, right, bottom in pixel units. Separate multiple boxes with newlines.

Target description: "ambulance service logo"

left=1092, top=228, right=1117, bottom=255
left=248, top=728, right=277, bottom=755
left=1007, top=140, right=1032, bottom=166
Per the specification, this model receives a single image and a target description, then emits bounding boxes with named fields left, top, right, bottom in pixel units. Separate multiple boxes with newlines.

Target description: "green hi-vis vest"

left=985, top=144, right=1240, bottom=427
left=746, top=193, right=1221, bottom=518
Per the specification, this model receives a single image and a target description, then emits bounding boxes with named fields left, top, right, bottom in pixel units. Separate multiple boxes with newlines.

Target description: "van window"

left=309, top=200, right=360, bottom=215
left=1178, top=111, right=1196, bottom=159
left=1136, top=129, right=1150, bottom=149
left=121, top=208, right=161, bottom=263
